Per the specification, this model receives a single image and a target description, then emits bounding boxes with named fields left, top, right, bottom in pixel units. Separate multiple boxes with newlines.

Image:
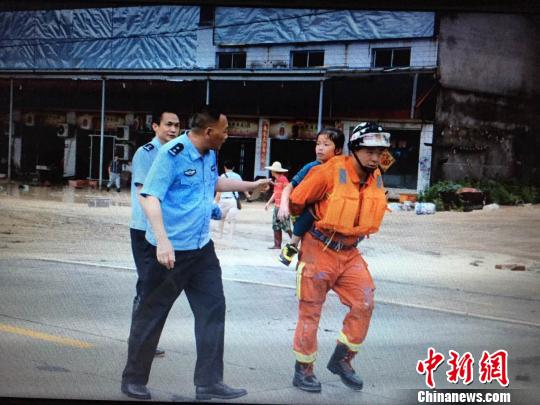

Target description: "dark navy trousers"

left=122, top=240, right=225, bottom=387
left=130, top=228, right=152, bottom=310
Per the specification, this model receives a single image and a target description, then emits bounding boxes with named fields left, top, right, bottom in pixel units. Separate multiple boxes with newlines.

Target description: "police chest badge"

left=184, top=169, right=197, bottom=177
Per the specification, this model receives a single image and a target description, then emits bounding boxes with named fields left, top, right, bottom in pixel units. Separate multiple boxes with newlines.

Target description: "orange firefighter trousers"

left=293, top=232, right=375, bottom=363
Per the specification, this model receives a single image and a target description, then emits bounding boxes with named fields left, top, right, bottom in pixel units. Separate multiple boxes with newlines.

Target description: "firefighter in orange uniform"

left=289, top=122, right=391, bottom=393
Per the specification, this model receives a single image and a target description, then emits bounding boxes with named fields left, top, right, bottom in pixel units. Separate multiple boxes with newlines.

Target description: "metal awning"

left=0, top=66, right=436, bottom=81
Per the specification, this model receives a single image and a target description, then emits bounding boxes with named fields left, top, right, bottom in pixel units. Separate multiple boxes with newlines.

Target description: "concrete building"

left=433, top=12, right=540, bottom=186
left=0, top=5, right=537, bottom=191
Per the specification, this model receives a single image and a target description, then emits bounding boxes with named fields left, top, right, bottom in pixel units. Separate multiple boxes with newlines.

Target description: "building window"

left=199, top=6, right=215, bottom=26
left=291, top=50, right=324, bottom=68
left=372, top=48, right=411, bottom=68
left=217, top=52, right=247, bottom=69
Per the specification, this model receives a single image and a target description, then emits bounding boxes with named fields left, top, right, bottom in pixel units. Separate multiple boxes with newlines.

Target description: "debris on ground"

left=495, top=264, right=526, bottom=271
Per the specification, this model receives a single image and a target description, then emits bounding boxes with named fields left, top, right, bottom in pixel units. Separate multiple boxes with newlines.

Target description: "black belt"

left=309, top=228, right=363, bottom=251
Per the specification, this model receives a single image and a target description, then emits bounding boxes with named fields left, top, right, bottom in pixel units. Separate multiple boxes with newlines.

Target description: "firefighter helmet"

left=349, top=122, right=391, bottom=150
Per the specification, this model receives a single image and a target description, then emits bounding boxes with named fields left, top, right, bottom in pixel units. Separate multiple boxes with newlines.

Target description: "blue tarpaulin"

left=215, top=8, right=435, bottom=45
left=0, top=6, right=199, bottom=70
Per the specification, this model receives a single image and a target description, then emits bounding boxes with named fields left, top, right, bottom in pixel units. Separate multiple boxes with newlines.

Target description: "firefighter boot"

left=292, top=361, right=322, bottom=393
left=327, top=343, right=363, bottom=390
left=279, top=243, right=299, bottom=266
left=268, top=230, right=282, bottom=249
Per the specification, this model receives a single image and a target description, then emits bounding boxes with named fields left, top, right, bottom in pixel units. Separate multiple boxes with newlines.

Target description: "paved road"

left=0, top=258, right=538, bottom=404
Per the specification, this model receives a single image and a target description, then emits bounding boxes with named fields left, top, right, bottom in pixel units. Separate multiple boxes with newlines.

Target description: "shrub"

left=419, top=179, right=539, bottom=210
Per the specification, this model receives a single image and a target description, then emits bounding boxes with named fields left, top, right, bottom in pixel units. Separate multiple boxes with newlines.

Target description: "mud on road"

left=0, top=186, right=539, bottom=271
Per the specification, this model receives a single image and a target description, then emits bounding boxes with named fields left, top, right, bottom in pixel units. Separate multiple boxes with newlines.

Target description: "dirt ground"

left=0, top=183, right=540, bottom=271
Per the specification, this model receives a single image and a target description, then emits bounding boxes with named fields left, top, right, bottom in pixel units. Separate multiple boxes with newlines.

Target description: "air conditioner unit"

left=23, top=112, right=35, bottom=127
left=56, top=123, right=71, bottom=138
left=115, top=144, right=131, bottom=160
left=116, top=125, right=130, bottom=141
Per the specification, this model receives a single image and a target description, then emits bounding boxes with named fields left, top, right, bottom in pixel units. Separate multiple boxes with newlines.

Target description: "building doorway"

left=269, top=139, right=316, bottom=179
left=217, top=137, right=256, bottom=180
left=383, top=130, right=420, bottom=189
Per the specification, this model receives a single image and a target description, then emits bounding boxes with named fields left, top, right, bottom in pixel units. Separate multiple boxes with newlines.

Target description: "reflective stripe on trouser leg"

left=294, top=350, right=317, bottom=364
left=295, top=262, right=305, bottom=298
left=338, top=331, right=362, bottom=352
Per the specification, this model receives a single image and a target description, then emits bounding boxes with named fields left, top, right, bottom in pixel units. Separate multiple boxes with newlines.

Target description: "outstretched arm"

left=216, top=177, right=271, bottom=193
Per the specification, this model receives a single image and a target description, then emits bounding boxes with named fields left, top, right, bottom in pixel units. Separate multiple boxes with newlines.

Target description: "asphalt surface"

left=0, top=258, right=538, bottom=404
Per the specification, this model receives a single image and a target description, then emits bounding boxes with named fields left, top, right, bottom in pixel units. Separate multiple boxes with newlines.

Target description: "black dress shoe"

left=154, top=347, right=165, bottom=357
left=195, top=382, right=247, bottom=400
left=121, top=382, right=151, bottom=400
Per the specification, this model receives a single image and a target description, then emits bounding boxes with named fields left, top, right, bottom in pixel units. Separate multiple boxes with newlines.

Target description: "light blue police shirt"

left=140, top=134, right=219, bottom=250
left=130, top=137, right=163, bottom=231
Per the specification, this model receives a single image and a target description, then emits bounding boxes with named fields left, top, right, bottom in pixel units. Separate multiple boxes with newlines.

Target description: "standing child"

left=264, top=161, right=292, bottom=249
left=277, top=128, right=345, bottom=265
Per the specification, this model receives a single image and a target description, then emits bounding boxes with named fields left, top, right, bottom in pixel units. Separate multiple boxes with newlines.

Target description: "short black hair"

left=223, top=160, right=234, bottom=170
left=317, top=127, right=345, bottom=151
left=189, top=105, right=222, bottom=130
left=151, top=108, right=178, bottom=126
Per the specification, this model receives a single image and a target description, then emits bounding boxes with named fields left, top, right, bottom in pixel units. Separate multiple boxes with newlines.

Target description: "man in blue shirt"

left=129, top=109, right=181, bottom=359
left=121, top=106, right=270, bottom=401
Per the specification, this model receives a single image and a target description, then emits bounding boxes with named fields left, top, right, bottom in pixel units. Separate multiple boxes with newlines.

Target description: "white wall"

left=196, top=27, right=216, bottom=68
left=212, top=38, right=437, bottom=69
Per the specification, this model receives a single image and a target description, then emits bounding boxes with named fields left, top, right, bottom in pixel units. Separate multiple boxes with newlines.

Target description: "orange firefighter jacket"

left=290, top=155, right=387, bottom=244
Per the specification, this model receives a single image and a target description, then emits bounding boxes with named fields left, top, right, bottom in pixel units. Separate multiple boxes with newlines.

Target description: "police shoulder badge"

left=143, top=143, right=154, bottom=152
left=168, top=143, right=184, bottom=156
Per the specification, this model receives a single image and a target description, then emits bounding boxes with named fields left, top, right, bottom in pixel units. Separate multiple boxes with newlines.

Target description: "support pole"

left=7, top=79, right=13, bottom=181
left=410, top=73, right=419, bottom=119
left=317, top=80, right=324, bottom=132
left=206, top=79, right=210, bottom=104
left=98, top=79, right=106, bottom=190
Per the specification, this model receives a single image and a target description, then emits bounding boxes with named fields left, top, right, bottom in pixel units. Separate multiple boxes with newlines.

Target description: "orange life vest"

left=316, top=156, right=387, bottom=237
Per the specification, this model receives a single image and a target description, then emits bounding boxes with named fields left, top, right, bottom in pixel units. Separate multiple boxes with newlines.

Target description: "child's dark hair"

left=317, top=127, right=345, bottom=151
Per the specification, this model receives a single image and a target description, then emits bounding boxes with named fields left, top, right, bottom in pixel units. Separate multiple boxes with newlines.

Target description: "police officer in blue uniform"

left=121, top=106, right=270, bottom=401
left=129, top=109, right=181, bottom=358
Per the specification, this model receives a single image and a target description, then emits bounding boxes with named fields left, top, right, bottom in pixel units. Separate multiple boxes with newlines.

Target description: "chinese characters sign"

left=417, top=348, right=509, bottom=389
